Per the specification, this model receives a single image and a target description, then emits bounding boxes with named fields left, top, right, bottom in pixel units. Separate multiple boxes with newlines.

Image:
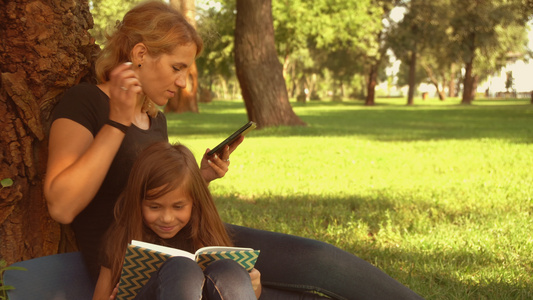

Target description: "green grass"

left=166, top=97, right=533, bottom=299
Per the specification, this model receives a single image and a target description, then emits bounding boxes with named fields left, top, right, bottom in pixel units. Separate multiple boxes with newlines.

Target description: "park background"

left=1, top=0, right=533, bottom=299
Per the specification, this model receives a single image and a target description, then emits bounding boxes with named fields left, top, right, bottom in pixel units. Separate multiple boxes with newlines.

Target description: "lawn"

left=166, top=97, right=533, bottom=299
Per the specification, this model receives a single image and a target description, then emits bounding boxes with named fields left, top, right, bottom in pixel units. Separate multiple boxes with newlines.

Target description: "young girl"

left=92, top=142, right=261, bottom=300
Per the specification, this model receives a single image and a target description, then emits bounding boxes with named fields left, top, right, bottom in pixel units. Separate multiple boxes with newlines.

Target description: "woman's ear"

left=131, top=43, right=147, bottom=66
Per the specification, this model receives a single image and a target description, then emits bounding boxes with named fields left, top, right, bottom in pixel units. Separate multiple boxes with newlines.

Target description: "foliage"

left=165, top=98, right=533, bottom=299
left=91, top=0, right=532, bottom=104
left=389, top=0, right=455, bottom=85
left=389, top=0, right=531, bottom=102
left=449, top=1, right=530, bottom=71
left=195, top=0, right=237, bottom=93
left=0, top=260, right=26, bottom=300
left=89, top=0, right=143, bottom=46
left=0, top=179, right=13, bottom=189
left=270, top=0, right=385, bottom=99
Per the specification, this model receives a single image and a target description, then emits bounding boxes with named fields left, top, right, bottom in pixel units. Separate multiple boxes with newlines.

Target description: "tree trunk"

left=441, top=71, right=447, bottom=101
left=448, top=63, right=456, bottom=97
left=234, top=0, right=305, bottom=128
left=421, top=62, right=446, bottom=101
left=407, top=50, right=417, bottom=105
left=166, top=0, right=199, bottom=113
left=164, top=63, right=199, bottom=113
left=282, top=50, right=291, bottom=79
left=0, top=0, right=99, bottom=265
left=462, top=59, right=474, bottom=104
left=365, top=28, right=386, bottom=107
left=461, top=31, right=477, bottom=105
left=470, top=74, right=478, bottom=101
left=365, top=63, right=377, bottom=106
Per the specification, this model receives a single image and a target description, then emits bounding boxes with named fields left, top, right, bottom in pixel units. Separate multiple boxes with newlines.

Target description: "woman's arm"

left=44, top=119, right=126, bottom=224
left=93, top=266, right=116, bottom=300
left=200, top=135, right=244, bottom=182
left=44, top=63, right=141, bottom=224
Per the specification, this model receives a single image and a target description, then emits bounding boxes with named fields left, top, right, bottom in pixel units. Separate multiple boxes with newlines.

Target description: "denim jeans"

left=226, top=224, right=424, bottom=300
left=134, top=257, right=256, bottom=300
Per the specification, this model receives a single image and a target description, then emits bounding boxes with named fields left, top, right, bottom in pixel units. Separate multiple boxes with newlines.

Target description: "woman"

left=44, top=1, right=423, bottom=299
left=44, top=0, right=236, bottom=279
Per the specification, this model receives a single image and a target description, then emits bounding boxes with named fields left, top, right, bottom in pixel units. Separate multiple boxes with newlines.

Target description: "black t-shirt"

left=52, top=83, right=168, bottom=278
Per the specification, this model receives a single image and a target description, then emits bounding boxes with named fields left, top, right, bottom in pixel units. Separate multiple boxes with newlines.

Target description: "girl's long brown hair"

left=95, top=0, right=203, bottom=117
left=102, top=142, right=232, bottom=285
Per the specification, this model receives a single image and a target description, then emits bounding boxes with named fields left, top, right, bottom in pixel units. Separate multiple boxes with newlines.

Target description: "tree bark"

left=166, top=0, right=199, bottom=113
left=0, top=0, right=99, bottom=265
left=462, top=58, right=474, bottom=104
left=421, top=62, right=446, bottom=101
left=164, top=63, right=199, bottom=113
left=407, top=50, right=417, bottom=105
left=449, top=63, right=456, bottom=97
left=365, top=63, right=378, bottom=106
left=461, top=31, right=477, bottom=105
left=365, top=29, right=386, bottom=107
left=470, top=74, right=478, bottom=101
left=234, top=0, right=305, bottom=128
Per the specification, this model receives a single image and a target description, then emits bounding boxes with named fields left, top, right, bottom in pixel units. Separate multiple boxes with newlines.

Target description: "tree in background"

left=363, top=0, right=400, bottom=106
left=389, top=0, right=457, bottom=103
left=195, top=0, right=533, bottom=106
left=0, top=0, right=99, bottom=264
left=272, top=0, right=381, bottom=103
left=272, top=0, right=314, bottom=101
left=165, top=0, right=201, bottom=113
left=234, top=0, right=305, bottom=128
left=89, top=0, right=139, bottom=46
left=196, top=0, right=237, bottom=101
left=449, top=0, right=531, bottom=104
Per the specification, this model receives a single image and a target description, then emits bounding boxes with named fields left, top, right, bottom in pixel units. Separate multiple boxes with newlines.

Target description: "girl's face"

left=142, top=184, right=193, bottom=239
left=138, top=43, right=197, bottom=106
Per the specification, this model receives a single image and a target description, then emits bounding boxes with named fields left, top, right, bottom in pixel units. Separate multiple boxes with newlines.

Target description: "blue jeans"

left=226, top=224, right=424, bottom=300
left=134, top=257, right=256, bottom=300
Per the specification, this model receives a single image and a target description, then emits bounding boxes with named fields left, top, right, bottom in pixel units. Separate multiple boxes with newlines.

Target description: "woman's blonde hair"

left=95, top=0, right=203, bottom=116
left=102, top=142, right=232, bottom=285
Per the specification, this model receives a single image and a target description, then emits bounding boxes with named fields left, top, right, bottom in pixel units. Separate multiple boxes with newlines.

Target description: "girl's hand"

left=200, top=136, right=244, bottom=182
left=249, top=268, right=262, bottom=299
left=109, top=283, right=119, bottom=300
left=108, top=62, right=142, bottom=125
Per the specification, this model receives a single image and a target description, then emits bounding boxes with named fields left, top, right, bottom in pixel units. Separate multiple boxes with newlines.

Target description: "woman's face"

left=138, top=43, right=197, bottom=106
left=142, top=184, right=193, bottom=239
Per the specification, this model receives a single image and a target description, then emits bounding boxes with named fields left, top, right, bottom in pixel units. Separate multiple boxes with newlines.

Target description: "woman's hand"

left=200, top=136, right=244, bottom=182
left=249, top=268, right=262, bottom=299
left=108, top=62, right=143, bottom=125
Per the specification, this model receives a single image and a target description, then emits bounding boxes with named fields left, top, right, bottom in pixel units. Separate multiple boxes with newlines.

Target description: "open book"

left=116, top=240, right=260, bottom=300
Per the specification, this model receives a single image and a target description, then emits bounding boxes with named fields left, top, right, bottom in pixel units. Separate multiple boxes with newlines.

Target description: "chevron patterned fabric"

left=116, top=245, right=171, bottom=300
left=196, top=250, right=260, bottom=272
left=115, top=244, right=260, bottom=300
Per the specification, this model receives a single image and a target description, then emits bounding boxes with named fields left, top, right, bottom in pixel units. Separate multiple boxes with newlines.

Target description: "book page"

left=131, top=240, right=195, bottom=260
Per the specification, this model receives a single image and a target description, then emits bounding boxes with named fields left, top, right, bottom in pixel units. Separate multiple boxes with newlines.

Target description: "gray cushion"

left=3, top=252, right=94, bottom=300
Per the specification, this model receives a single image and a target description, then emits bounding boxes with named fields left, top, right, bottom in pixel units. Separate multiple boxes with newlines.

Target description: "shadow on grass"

left=165, top=101, right=533, bottom=144
left=213, top=193, right=532, bottom=300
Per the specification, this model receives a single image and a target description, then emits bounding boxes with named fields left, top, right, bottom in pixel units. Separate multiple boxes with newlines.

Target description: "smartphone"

left=207, top=121, right=257, bottom=156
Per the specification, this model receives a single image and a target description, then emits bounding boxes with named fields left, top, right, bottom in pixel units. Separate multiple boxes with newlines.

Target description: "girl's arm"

left=93, top=266, right=115, bottom=300
left=249, top=268, right=262, bottom=299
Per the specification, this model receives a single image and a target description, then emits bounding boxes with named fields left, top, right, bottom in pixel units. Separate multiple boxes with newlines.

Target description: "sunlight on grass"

left=167, top=98, right=533, bottom=299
